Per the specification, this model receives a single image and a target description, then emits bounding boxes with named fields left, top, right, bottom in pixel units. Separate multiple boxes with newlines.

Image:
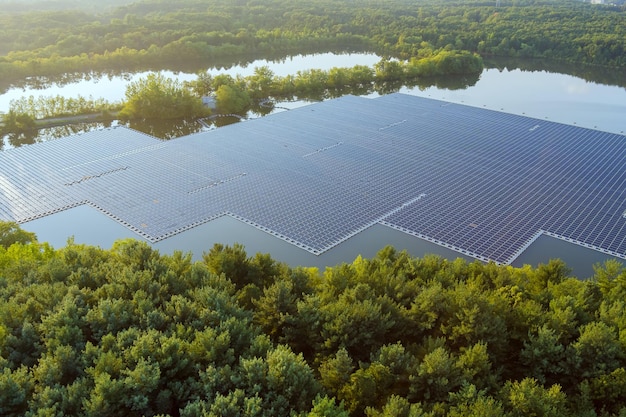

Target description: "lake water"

left=0, top=52, right=383, bottom=110
left=400, top=67, right=626, bottom=135
left=5, top=52, right=626, bottom=278
left=2, top=53, right=625, bottom=136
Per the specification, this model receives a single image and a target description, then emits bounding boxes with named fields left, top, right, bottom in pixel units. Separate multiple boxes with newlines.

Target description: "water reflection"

left=124, top=118, right=206, bottom=139
left=1, top=121, right=115, bottom=149
left=0, top=47, right=374, bottom=95
left=2, top=130, right=41, bottom=149
left=3, top=52, right=623, bottom=101
left=410, top=73, right=482, bottom=90
left=2, top=54, right=624, bottom=147
left=1, top=71, right=482, bottom=147
left=485, top=57, right=626, bottom=89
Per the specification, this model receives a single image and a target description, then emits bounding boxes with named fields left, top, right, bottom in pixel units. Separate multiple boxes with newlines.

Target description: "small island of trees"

left=1, top=221, right=626, bottom=416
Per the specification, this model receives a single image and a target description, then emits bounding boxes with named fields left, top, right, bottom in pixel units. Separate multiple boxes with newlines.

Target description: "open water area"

left=2, top=52, right=625, bottom=278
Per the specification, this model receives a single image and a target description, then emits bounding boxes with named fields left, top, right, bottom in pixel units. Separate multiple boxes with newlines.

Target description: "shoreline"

left=33, top=112, right=119, bottom=129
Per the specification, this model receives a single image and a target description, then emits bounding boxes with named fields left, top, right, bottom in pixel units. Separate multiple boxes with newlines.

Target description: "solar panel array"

left=0, top=93, right=624, bottom=264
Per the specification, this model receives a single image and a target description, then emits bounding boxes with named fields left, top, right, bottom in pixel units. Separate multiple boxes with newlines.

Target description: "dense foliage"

left=1, top=222, right=626, bottom=416
left=0, top=0, right=136, bottom=13
left=119, top=73, right=209, bottom=120
left=0, top=0, right=624, bottom=91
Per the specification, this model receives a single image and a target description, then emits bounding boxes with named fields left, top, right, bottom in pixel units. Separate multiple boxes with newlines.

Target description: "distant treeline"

left=0, top=0, right=624, bottom=89
left=0, top=0, right=135, bottom=12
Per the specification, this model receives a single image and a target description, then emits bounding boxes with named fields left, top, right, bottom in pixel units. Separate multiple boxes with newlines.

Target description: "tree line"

left=5, top=95, right=117, bottom=120
left=0, top=0, right=624, bottom=91
left=1, top=53, right=482, bottom=136
left=1, top=221, right=626, bottom=416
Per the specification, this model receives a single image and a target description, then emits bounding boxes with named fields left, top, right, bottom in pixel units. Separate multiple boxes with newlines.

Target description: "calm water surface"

left=0, top=52, right=382, bottom=110
left=402, top=68, right=626, bottom=134
left=11, top=53, right=626, bottom=277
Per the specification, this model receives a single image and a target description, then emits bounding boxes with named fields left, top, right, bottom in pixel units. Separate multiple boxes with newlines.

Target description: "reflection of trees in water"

left=2, top=122, right=111, bottom=149
left=124, top=118, right=205, bottom=140
left=2, top=53, right=621, bottom=98
left=252, top=100, right=275, bottom=116
left=410, top=72, right=481, bottom=91
left=2, top=131, right=41, bottom=149
left=211, top=116, right=243, bottom=128
left=2, top=119, right=209, bottom=148
left=2, top=72, right=483, bottom=148
left=485, top=57, right=626, bottom=89
left=0, top=47, right=371, bottom=95
left=249, top=71, right=480, bottom=106
left=2, top=119, right=214, bottom=148
left=41, top=122, right=114, bottom=140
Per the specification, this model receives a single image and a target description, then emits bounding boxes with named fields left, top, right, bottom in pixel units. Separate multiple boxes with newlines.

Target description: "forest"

left=1, top=221, right=626, bottom=416
left=0, top=0, right=625, bottom=93
left=0, top=0, right=136, bottom=13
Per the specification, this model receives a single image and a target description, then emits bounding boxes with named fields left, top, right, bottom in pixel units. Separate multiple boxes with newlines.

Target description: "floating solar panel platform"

left=1, top=93, right=625, bottom=264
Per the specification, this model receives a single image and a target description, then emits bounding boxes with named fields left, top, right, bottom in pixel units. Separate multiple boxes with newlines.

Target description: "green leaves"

left=120, top=73, right=208, bottom=120
left=0, top=366, right=32, bottom=417
left=502, top=378, right=567, bottom=417
left=0, top=221, right=37, bottom=249
left=573, top=321, right=623, bottom=379
left=1, top=236, right=626, bottom=416
left=594, top=259, right=626, bottom=302
left=520, top=326, right=568, bottom=386
left=215, top=84, right=252, bottom=115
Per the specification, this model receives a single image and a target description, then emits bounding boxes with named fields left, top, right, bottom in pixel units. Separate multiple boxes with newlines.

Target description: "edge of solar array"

left=380, top=220, right=495, bottom=264
left=543, top=230, right=626, bottom=261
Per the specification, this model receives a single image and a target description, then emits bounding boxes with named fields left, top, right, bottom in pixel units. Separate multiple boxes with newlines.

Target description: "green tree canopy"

left=119, top=73, right=208, bottom=120
left=1, top=239, right=625, bottom=416
left=0, top=221, right=37, bottom=248
left=214, top=84, right=252, bottom=115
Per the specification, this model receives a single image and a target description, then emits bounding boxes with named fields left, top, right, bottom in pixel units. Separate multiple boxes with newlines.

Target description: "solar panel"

left=0, top=93, right=624, bottom=264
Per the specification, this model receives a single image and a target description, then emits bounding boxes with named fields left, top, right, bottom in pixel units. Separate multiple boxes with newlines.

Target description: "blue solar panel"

left=0, top=93, right=624, bottom=264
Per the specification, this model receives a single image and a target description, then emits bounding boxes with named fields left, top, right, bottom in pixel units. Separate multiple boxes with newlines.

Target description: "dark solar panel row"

left=376, top=96, right=626, bottom=263
left=0, top=93, right=624, bottom=264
